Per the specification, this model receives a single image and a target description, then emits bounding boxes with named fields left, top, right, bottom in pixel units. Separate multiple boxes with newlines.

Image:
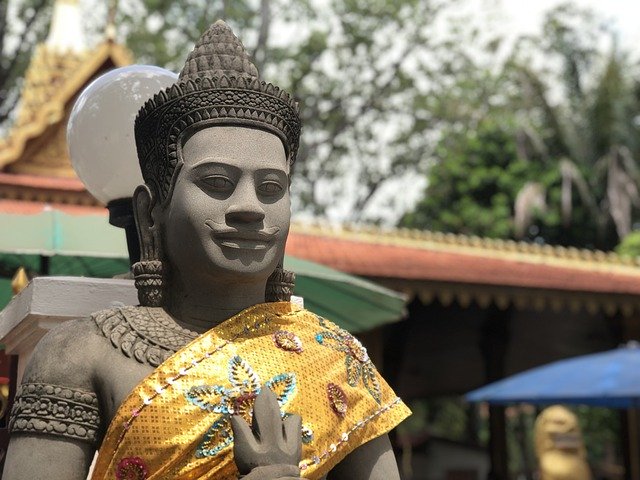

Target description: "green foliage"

left=1, top=0, right=478, bottom=221
left=575, top=406, right=621, bottom=467
left=0, top=0, right=52, bottom=129
left=615, top=231, right=640, bottom=258
left=402, top=3, right=640, bottom=250
left=109, top=0, right=464, bottom=221
left=403, top=119, right=537, bottom=238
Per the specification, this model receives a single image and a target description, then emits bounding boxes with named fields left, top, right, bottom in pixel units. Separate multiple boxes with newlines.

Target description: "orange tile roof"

left=286, top=224, right=640, bottom=308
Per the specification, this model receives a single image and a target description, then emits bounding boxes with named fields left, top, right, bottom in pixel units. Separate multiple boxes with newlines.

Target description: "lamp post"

left=67, top=65, right=177, bottom=265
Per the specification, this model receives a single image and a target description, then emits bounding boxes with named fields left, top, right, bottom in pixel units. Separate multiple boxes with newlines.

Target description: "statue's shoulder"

left=92, top=305, right=198, bottom=367
left=23, top=316, right=103, bottom=385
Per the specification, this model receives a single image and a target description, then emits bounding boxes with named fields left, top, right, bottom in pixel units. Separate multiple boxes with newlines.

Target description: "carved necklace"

left=93, top=306, right=199, bottom=367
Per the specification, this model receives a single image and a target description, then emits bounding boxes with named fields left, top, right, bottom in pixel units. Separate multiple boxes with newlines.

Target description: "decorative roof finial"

left=11, top=267, right=29, bottom=295
left=106, top=0, right=118, bottom=41
left=46, top=0, right=86, bottom=53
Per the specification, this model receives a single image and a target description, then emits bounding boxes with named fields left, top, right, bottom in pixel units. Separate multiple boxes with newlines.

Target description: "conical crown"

left=135, top=20, right=301, bottom=203
left=180, top=20, right=259, bottom=81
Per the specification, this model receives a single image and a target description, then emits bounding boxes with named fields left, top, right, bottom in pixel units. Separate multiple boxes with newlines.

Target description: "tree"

left=402, top=117, right=547, bottom=238
left=509, top=4, right=640, bottom=249
left=117, top=0, right=474, bottom=222
left=0, top=0, right=52, bottom=131
left=402, top=3, right=640, bottom=251
left=1, top=0, right=476, bottom=222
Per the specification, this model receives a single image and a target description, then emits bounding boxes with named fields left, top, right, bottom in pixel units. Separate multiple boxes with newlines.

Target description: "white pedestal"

left=0, top=276, right=138, bottom=383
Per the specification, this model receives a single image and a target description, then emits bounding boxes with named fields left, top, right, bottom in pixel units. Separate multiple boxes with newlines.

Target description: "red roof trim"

left=0, top=172, right=86, bottom=191
left=286, top=233, right=640, bottom=296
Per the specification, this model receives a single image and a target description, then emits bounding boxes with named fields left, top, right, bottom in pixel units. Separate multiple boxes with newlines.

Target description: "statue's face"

left=160, top=126, right=290, bottom=284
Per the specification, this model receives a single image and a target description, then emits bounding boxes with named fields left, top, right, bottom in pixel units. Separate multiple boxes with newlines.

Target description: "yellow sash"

left=91, top=302, right=410, bottom=479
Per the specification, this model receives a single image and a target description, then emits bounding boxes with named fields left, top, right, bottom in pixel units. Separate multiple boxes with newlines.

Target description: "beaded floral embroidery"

left=301, top=424, right=314, bottom=444
left=315, top=317, right=382, bottom=404
left=273, top=330, right=303, bottom=353
left=185, top=355, right=297, bottom=458
left=115, top=456, right=148, bottom=480
left=327, top=383, right=348, bottom=417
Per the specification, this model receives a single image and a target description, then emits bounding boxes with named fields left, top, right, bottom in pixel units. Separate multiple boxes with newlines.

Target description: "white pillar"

left=0, top=276, right=138, bottom=383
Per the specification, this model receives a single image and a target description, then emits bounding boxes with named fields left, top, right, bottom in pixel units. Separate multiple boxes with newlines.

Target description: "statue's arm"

left=3, top=319, right=101, bottom=480
left=328, top=434, right=400, bottom=480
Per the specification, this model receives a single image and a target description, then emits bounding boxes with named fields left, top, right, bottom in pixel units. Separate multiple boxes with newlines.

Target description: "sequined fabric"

left=91, top=302, right=410, bottom=480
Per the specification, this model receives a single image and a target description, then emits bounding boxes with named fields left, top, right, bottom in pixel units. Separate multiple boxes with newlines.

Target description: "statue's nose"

left=225, top=203, right=266, bottom=223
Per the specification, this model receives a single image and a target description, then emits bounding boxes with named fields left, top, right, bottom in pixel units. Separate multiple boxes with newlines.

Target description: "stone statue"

left=3, top=21, right=410, bottom=479
left=534, top=405, right=592, bottom=480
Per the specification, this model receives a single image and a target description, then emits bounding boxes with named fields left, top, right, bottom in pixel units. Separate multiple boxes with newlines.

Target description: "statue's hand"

left=231, top=387, right=302, bottom=479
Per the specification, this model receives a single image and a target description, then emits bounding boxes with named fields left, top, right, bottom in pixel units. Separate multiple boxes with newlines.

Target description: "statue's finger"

left=282, top=413, right=302, bottom=459
left=252, top=387, right=283, bottom=443
left=230, top=414, right=258, bottom=450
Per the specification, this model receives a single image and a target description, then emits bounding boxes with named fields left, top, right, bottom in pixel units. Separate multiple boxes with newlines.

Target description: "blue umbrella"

left=467, top=341, right=640, bottom=408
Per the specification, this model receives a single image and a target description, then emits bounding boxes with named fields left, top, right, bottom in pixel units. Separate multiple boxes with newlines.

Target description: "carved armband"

left=9, top=383, right=101, bottom=445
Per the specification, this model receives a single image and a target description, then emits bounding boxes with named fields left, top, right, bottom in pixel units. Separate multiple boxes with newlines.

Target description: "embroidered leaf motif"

left=314, top=331, right=348, bottom=352
left=185, top=385, right=230, bottom=413
left=345, top=355, right=362, bottom=387
left=316, top=314, right=329, bottom=328
left=362, top=364, right=382, bottom=404
left=273, top=330, right=303, bottom=353
left=327, top=383, right=348, bottom=417
left=196, top=417, right=233, bottom=458
left=228, top=355, right=261, bottom=394
left=316, top=323, right=382, bottom=404
left=265, top=373, right=297, bottom=407
left=233, top=392, right=258, bottom=422
left=186, top=355, right=302, bottom=459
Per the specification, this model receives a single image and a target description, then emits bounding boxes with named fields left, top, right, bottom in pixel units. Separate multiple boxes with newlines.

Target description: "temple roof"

left=0, top=0, right=132, bottom=183
left=286, top=222, right=640, bottom=316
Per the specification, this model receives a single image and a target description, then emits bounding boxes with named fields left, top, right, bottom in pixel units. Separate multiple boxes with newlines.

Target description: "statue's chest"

left=98, top=356, right=155, bottom=425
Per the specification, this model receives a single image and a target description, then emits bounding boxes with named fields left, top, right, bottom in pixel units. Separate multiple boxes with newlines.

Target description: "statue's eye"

left=201, top=175, right=234, bottom=191
left=258, top=181, right=283, bottom=195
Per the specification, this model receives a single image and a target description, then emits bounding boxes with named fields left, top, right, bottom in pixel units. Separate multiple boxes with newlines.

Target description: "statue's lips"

left=205, top=221, right=279, bottom=250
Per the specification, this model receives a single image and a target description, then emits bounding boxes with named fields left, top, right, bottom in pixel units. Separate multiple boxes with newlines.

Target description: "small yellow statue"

left=534, top=405, right=592, bottom=480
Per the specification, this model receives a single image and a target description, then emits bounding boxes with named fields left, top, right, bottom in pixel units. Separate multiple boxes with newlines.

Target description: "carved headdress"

left=134, top=20, right=301, bottom=203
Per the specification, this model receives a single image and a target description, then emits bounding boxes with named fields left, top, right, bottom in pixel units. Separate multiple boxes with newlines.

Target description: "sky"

left=495, top=0, right=640, bottom=50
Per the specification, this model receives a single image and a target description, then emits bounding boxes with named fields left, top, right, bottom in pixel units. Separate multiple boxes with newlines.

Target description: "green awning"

left=284, top=256, right=406, bottom=331
left=0, top=210, right=406, bottom=331
left=0, top=209, right=127, bottom=257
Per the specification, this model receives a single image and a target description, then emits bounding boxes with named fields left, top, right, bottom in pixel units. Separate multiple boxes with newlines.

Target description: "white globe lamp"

left=67, top=65, right=177, bottom=262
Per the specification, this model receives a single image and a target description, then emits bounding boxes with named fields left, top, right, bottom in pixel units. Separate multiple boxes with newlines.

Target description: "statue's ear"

left=133, top=184, right=159, bottom=261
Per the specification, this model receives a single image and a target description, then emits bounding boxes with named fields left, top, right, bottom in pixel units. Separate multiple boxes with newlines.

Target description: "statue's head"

left=132, top=21, right=301, bottom=307
left=534, top=405, right=587, bottom=460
